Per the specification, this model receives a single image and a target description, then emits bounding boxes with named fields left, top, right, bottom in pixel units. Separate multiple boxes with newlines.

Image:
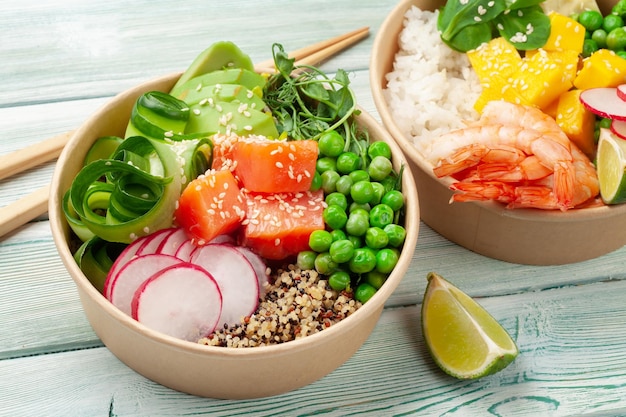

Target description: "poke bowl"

left=371, top=0, right=626, bottom=265
left=48, top=43, right=419, bottom=399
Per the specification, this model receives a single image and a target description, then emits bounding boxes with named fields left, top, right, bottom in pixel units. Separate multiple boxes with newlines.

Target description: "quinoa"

left=198, top=265, right=362, bottom=348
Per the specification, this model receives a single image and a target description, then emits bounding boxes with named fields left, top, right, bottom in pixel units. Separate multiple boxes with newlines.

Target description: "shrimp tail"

left=449, top=181, right=516, bottom=204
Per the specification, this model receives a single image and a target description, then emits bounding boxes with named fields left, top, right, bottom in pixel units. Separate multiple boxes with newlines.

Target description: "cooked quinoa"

left=198, top=265, right=362, bottom=347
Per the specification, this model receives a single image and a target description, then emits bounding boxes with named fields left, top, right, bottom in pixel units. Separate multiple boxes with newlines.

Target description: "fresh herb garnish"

left=263, top=43, right=359, bottom=142
left=437, top=0, right=551, bottom=52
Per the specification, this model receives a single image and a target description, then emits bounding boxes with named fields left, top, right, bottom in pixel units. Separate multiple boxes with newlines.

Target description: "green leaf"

left=438, top=0, right=507, bottom=41
left=496, top=5, right=551, bottom=50
left=443, top=22, right=494, bottom=52
left=505, top=0, right=545, bottom=10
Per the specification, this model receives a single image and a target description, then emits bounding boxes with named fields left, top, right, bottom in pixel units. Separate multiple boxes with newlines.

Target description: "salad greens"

left=438, top=0, right=551, bottom=52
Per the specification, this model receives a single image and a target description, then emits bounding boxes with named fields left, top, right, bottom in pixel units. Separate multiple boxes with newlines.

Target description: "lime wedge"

left=421, top=272, right=518, bottom=379
left=597, top=128, right=626, bottom=204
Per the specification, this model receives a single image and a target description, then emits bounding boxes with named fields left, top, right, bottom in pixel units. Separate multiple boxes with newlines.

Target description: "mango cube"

left=467, top=37, right=522, bottom=81
left=555, top=89, right=597, bottom=159
left=543, top=12, right=585, bottom=54
left=574, top=49, right=626, bottom=89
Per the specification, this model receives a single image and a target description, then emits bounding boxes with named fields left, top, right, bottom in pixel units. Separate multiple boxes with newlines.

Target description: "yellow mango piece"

left=574, top=49, right=626, bottom=90
left=510, top=49, right=576, bottom=109
left=543, top=12, right=585, bottom=54
left=474, top=74, right=530, bottom=113
left=467, top=37, right=522, bottom=82
left=555, top=89, right=597, bottom=159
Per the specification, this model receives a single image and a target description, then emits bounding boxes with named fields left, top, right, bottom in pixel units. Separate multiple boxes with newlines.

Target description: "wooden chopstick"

left=0, top=28, right=369, bottom=239
left=254, top=26, right=369, bottom=73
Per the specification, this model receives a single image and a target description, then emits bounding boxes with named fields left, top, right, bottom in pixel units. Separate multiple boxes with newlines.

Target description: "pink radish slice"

left=208, top=234, right=236, bottom=245
left=233, top=246, right=270, bottom=297
left=579, top=87, right=626, bottom=121
left=136, top=228, right=176, bottom=256
left=157, top=227, right=190, bottom=256
left=174, top=239, right=197, bottom=261
left=191, top=244, right=259, bottom=328
left=611, top=120, right=626, bottom=140
left=132, top=263, right=222, bottom=341
left=109, top=253, right=184, bottom=316
left=104, top=234, right=153, bottom=299
left=618, top=84, right=626, bottom=102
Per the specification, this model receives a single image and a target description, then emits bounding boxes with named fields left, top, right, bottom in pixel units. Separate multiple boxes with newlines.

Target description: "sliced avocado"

left=179, top=83, right=266, bottom=111
left=170, top=68, right=266, bottom=98
left=185, top=100, right=279, bottom=138
left=170, top=41, right=254, bottom=94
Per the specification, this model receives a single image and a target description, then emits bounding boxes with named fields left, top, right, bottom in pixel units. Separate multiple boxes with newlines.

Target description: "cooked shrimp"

left=449, top=181, right=516, bottom=204
left=475, top=155, right=553, bottom=182
left=432, top=143, right=526, bottom=178
left=431, top=123, right=576, bottom=209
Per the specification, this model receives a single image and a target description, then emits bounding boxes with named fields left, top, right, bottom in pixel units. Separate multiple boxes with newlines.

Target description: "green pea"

left=318, top=130, right=345, bottom=157
left=348, top=169, right=370, bottom=184
left=316, top=156, right=336, bottom=173
left=328, top=271, right=351, bottom=291
left=379, top=175, right=398, bottom=193
left=309, top=229, right=333, bottom=252
left=297, top=250, right=317, bottom=270
left=592, top=28, right=608, bottom=48
left=347, top=234, right=362, bottom=249
left=384, top=224, right=407, bottom=248
left=321, top=170, right=340, bottom=194
left=578, top=10, right=603, bottom=31
left=618, top=50, right=626, bottom=60
left=583, top=38, right=599, bottom=57
left=370, top=182, right=386, bottom=205
left=607, top=27, right=626, bottom=51
left=329, top=239, right=355, bottom=263
left=355, top=282, right=377, bottom=303
left=367, top=141, right=392, bottom=160
left=335, top=175, right=353, bottom=195
left=368, top=155, right=393, bottom=181
left=310, top=170, right=322, bottom=191
left=349, top=202, right=371, bottom=212
left=350, top=180, right=374, bottom=204
left=369, top=203, right=395, bottom=228
left=603, top=14, right=624, bottom=33
left=325, top=192, right=348, bottom=211
left=323, top=204, right=348, bottom=230
left=349, top=247, right=377, bottom=274
left=365, top=270, right=387, bottom=289
left=345, top=209, right=369, bottom=237
left=336, top=152, right=360, bottom=174
left=330, top=229, right=347, bottom=242
left=314, top=252, right=338, bottom=275
left=381, top=190, right=404, bottom=211
left=599, top=117, right=613, bottom=129
left=365, top=227, right=389, bottom=249
left=376, top=248, right=399, bottom=274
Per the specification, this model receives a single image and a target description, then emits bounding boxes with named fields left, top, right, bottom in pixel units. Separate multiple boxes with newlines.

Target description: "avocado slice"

left=179, top=83, right=266, bottom=111
left=185, top=100, right=279, bottom=138
left=170, top=68, right=266, bottom=99
left=170, top=41, right=254, bottom=94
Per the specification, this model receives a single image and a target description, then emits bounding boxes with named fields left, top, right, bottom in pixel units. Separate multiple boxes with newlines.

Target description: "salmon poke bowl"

left=49, top=42, right=419, bottom=398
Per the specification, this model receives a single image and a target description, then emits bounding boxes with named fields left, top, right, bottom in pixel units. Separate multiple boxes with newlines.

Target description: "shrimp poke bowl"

left=371, top=0, right=626, bottom=265
left=48, top=42, right=419, bottom=399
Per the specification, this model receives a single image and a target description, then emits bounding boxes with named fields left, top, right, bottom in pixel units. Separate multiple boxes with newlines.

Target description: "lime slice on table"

left=597, top=128, right=626, bottom=204
left=421, top=272, right=518, bottom=380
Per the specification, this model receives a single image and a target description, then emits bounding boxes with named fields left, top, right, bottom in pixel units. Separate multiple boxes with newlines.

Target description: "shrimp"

left=432, top=143, right=526, bottom=178
left=474, top=155, right=553, bottom=182
left=508, top=146, right=599, bottom=210
left=431, top=123, right=576, bottom=209
left=449, top=181, right=516, bottom=204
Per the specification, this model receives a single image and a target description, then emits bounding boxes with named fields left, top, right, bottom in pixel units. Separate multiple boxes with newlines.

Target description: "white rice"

left=383, top=7, right=482, bottom=158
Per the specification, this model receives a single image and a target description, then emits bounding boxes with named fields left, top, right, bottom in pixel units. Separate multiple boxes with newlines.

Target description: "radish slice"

left=191, top=244, right=259, bottom=328
left=618, top=84, right=626, bottom=102
left=174, top=239, right=197, bottom=261
left=157, top=228, right=190, bottom=256
left=580, top=87, right=626, bottom=121
left=208, top=234, right=236, bottom=245
left=109, top=254, right=184, bottom=316
left=104, top=235, right=152, bottom=299
left=234, top=246, right=270, bottom=297
left=136, top=228, right=176, bottom=256
left=132, top=263, right=222, bottom=341
left=611, top=119, right=626, bottom=140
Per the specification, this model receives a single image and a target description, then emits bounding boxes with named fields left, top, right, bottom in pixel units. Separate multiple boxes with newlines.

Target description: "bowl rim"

left=370, top=0, right=626, bottom=223
left=48, top=71, right=420, bottom=356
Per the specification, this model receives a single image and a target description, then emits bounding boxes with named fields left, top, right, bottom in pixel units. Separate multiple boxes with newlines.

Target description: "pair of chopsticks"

left=0, top=26, right=369, bottom=239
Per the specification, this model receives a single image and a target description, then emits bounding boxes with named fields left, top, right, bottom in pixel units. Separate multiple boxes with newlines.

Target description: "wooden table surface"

left=3, top=1, right=626, bottom=416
